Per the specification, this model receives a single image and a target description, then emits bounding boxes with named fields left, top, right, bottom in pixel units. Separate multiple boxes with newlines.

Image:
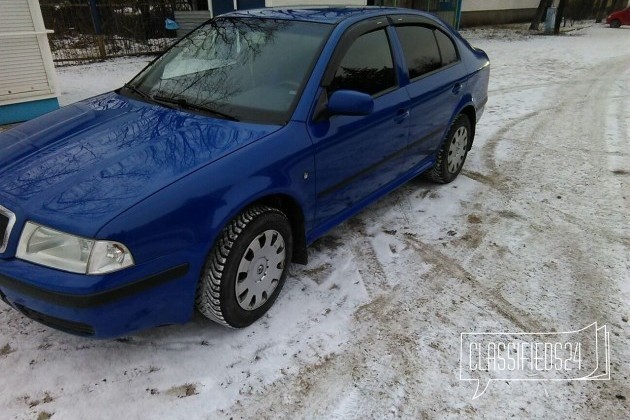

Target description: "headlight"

left=16, top=222, right=134, bottom=275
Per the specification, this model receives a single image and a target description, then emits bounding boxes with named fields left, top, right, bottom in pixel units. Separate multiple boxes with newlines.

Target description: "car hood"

left=0, top=92, right=280, bottom=236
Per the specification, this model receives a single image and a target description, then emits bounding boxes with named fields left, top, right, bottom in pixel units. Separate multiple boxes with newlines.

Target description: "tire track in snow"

left=465, top=58, right=630, bottom=242
left=399, top=234, right=545, bottom=332
left=388, top=182, right=547, bottom=333
left=472, top=57, right=630, bottom=332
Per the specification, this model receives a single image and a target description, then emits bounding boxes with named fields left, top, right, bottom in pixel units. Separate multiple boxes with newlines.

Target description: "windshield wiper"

left=123, top=83, right=150, bottom=100
left=151, top=95, right=239, bottom=121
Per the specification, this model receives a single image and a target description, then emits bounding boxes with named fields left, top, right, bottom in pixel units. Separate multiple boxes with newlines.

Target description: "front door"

left=308, top=23, right=410, bottom=232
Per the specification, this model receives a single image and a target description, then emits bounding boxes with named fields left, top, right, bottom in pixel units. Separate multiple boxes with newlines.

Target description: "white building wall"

left=265, top=0, right=366, bottom=7
left=0, top=0, right=58, bottom=106
left=462, top=0, right=539, bottom=12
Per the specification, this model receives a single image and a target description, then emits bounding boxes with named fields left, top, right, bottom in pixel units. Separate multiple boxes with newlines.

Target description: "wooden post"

left=88, top=0, right=106, bottom=59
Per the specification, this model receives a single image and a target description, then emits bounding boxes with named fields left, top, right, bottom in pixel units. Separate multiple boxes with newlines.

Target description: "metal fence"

left=40, top=1, right=179, bottom=65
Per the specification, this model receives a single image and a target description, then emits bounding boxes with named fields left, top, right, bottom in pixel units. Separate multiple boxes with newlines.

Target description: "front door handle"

left=394, top=109, right=410, bottom=124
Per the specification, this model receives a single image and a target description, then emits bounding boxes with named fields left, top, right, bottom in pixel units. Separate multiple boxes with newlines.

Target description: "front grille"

left=0, top=204, right=16, bottom=253
left=15, top=303, right=95, bottom=336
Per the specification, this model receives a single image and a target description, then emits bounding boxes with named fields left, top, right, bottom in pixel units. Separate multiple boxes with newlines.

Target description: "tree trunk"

left=554, top=0, right=567, bottom=34
left=596, top=0, right=610, bottom=23
left=530, top=0, right=549, bottom=30
left=593, top=0, right=603, bottom=19
left=530, top=0, right=555, bottom=31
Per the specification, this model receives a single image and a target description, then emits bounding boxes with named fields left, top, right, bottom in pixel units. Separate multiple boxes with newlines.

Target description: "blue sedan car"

left=0, top=7, right=489, bottom=338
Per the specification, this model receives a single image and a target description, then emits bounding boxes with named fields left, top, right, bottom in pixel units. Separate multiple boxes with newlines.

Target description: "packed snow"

left=1, top=23, right=629, bottom=419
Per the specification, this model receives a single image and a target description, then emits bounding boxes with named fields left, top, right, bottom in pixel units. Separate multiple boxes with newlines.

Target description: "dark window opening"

left=395, top=25, right=441, bottom=80
left=435, top=29, right=458, bottom=66
left=329, top=29, right=396, bottom=97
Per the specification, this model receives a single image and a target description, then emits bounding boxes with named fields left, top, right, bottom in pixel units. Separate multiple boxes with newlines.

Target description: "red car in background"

left=606, top=7, right=630, bottom=27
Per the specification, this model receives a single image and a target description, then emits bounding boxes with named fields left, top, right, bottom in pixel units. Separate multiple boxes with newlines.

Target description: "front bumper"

left=0, top=256, right=197, bottom=338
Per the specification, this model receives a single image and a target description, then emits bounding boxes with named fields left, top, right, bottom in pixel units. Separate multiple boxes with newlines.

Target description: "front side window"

left=128, top=18, right=332, bottom=123
left=329, top=29, right=396, bottom=97
left=395, top=25, right=441, bottom=80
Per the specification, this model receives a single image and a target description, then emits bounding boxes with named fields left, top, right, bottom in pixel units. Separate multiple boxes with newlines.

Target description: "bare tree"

left=596, top=0, right=610, bottom=22
left=554, top=0, right=567, bottom=33
left=530, top=0, right=554, bottom=30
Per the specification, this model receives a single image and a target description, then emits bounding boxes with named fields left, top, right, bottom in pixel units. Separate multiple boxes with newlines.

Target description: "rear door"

left=308, top=19, right=410, bottom=230
left=390, top=16, right=468, bottom=171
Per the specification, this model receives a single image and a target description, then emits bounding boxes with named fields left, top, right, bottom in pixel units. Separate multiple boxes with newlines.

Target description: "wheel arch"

left=210, top=192, right=309, bottom=267
left=459, top=104, right=477, bottom=150
left=249, top=194, right=308, bottom=265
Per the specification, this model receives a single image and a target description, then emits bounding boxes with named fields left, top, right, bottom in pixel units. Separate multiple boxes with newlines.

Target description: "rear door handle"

left=452, top=83, right=463, bottom=94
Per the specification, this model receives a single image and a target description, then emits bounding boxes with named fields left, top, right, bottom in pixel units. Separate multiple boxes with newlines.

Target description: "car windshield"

left=128, top=18, right=332, bottom=124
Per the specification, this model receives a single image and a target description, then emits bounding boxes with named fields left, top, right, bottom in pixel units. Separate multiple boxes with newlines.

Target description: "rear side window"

left=435, top=29, right=458, bottom=66
left=395, top=25, right=441, bottom=79
left=329, top=29, right=396, bottom=96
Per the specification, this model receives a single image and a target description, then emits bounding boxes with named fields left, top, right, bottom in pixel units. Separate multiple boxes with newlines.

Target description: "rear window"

left=395, top=25, right=441, bottom=80
left=435, top=29, right=458, bottom=66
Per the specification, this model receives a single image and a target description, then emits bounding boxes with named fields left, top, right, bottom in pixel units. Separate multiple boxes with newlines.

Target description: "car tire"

left=425, top=114, right=472, bottom=184
left=610, top=20, right=621, bottom=28
left=196, top=205, right=292, bottom=328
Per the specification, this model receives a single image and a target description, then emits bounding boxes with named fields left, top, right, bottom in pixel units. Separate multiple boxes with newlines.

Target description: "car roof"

left=223, top=6, right=418, bottom=24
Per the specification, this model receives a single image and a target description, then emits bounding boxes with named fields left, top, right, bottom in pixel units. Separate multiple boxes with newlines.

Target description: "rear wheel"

left=611, top=19, right=621, bottom=28
left=426, top=114, right=472, bottom=184
left=196, top=206, right=292, bottom=328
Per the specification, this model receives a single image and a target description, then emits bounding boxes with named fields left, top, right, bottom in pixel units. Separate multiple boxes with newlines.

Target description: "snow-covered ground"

left=1, top=24, right=629, bottom=419
left=55, top=56, right=152, bottom=107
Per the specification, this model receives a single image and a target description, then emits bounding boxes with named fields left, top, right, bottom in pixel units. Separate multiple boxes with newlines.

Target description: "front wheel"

left=426, top=114, right=472, bottom=184
left=610, top=20, right=621, bottom=28
left=196, top=206, right=292, bottom=328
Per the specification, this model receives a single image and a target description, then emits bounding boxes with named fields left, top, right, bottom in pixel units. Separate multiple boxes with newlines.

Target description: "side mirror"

left=327, top=90, right=374, bottom=116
